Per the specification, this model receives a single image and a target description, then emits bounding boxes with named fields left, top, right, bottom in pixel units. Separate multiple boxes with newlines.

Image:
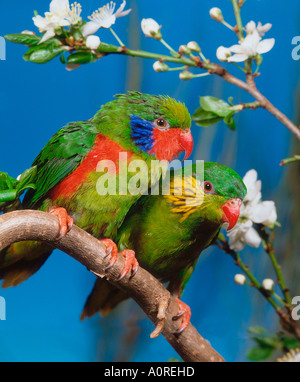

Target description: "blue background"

left=0, top=0, right=299, bottom=361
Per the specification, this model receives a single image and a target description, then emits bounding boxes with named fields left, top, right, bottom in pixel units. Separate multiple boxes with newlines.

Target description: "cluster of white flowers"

left=33, top=0, right=131, bottom=49
left=82, top=0, right=131, bottom=38
left=216, top=20, right=275, bottom=63
left=227, top=169, right=277, bottom=251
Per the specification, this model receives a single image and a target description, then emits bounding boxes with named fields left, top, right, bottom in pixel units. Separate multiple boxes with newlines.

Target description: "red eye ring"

left=204, top=181, right=213, bottom=193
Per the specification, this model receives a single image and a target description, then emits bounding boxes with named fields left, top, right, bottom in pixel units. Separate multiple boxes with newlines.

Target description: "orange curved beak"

left=179, top=129, right=193, bottom=161
left=222, top=198, right=242, bottom=231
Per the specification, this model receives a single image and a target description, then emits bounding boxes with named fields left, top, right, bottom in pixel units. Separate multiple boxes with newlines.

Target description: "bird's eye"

left=203, top=181, right=214, bottom=193
left=154, top=118, right=170, bottom=131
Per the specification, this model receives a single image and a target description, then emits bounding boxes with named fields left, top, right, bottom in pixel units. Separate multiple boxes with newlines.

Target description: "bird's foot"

left=49, top=207, right=74, bottom=239
left=172, top=298, right=191, bottom=334
left=100, top=239, right=139, bottom=281
left=117, top=249, right=139, bottom=281
left=100, top=238, right=119, bottom=269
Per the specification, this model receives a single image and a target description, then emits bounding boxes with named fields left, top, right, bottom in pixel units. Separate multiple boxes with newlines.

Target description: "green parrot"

left=0, top=92, right=193, bottom=287
left=81, top=162, right=247, bottom=332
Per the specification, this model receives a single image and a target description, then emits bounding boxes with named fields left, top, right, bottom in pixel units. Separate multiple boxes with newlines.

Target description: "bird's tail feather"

left=0, top=241, right=52, bottom=288
left=80, top=278, right=129, bottom=320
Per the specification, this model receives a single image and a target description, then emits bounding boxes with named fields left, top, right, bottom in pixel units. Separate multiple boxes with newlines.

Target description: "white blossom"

left=218, top=20, right=275, bottom=63
left=245, top=21, right=256, bottom=35
left=86, top=35, right=101, bottom=50
left=153, top=61, right=169, bottom=72
left=82, top=1, right=131, bottom=37
left=141, top=18, right=161, bottom=39
left=228, top=29, right=275, bottom=62
left=257, top=22, right=272, bottom=37
left=245, top=21, right=272, bottom=37
left=209, top=7, right=223, bottom=22
left=228, top=169, right=277, bottom=251
left=234, top=274, right=246, bottom=285
left=216, top=46, right=232, bottom=61
left=65, top=2, right=82, bottom=25
left=33, top=0, right=82, bottom=43
left=262, top=278, right=274, bottom=291
left=187, top=41, right=201, bottom=53
left=179, top=70, right=194, bottom=81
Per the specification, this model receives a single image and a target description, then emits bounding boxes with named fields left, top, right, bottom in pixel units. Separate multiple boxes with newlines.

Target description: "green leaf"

left=200, top=96, right=231, bottom=118
left=253, top=336, right=280, bottom=349
left=60, top=52, right=67, bottom=64
left=224, top=111, right=237, bottom=131
left=248, top=326, right=267, bottom=335
left=228, top=96, right=234, bottom=106
left=24, top=41, right=67, bottom=64
left=67, top=51, right=98, bottom=64
left=282, top=337, right=300, bottom=349
left=4, top=33, right=41, bottom=46
left=192, top=107, right=223, bottom=127
left=247, top=346, right=275, bottom=362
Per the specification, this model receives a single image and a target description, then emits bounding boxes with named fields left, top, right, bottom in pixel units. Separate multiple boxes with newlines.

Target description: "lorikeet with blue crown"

left=0, top=92, right=193, bottom=287
left=81, top=162, right=247, bottom=333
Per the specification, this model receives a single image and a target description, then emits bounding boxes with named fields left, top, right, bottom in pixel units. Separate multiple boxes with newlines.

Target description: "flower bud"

left=179, top=70, right=194, bottom=81
left=209, top=7, right=224, bottom=22
left=153, top=61, right=169, bottom=72
left=216, top=46, right=232, bottom=61
left=21, top=30, right=36, bottom=35
left=179, top=45, right=191, bottom=56
left=187, top=41, right=201, bottom=53
left=234, top=274, right=246, bottom=285
left=262, top=278, right=274, bottom=291
left=141, top=18, right=162, bottom=40
left=254, top=54, right=263, bottom=67
left=86, top=35, right=101, bottom=50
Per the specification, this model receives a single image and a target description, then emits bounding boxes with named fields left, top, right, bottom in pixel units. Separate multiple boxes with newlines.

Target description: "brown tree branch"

left=203, top=62, right=300, bottom=140
left=0, top=210, right=225, bottom=362
left=95, top=45, right=300, bottom=140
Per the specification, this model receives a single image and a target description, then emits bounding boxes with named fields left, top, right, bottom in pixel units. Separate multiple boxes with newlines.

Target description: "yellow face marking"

left=166, top=176, right=212, bottom=222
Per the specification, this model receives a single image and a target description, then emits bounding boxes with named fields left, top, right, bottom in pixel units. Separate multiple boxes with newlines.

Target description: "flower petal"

left=257, top=22, right=272, bottom=36
left=228, top=44, right=243, bottom=54
left=82, top=21, right=101, bottom=37
left=227, top=54, right=248, bottom=62
left=261, top=201, right=277, bottom=227
left=244, top=227, right=261, bottom=247
left=50, top=0, right=70, bottom=15
left=256, top=38, right=275, bottom=54
left=243, top=169, right=262, bottom=203
left=245, top=21, right=256, bottom=34
left=249, top=201, right=275, bottom=224
left=116, top=1, right=131, bottom=18
left=39, top=29, right=56, bottom=43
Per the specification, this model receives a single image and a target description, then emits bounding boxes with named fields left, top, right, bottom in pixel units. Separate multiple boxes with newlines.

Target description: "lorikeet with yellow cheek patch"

left=0, top=92, right=193, bottom=287
left=81, top=162, right=247, bottom=333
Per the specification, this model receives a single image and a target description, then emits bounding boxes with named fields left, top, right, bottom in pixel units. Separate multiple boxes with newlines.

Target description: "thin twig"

left=96, top=44, right=300, bottom=140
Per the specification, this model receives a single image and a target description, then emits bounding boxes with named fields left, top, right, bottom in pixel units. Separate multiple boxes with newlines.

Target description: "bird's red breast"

left=49, top=134, right=134, bottom=200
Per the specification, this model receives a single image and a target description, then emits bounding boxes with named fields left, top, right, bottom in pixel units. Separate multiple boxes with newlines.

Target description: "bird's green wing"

left=23, top=121, right=99, bottom=208
left=167, top=258, right=199, bottom=298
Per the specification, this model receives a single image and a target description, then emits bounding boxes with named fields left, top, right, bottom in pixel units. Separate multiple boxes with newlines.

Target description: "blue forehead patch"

left=130, top=115, right=154, bottom=154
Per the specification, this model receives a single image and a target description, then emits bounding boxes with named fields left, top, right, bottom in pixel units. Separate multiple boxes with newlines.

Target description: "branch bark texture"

left=0, top=210, right=225, bottom=362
